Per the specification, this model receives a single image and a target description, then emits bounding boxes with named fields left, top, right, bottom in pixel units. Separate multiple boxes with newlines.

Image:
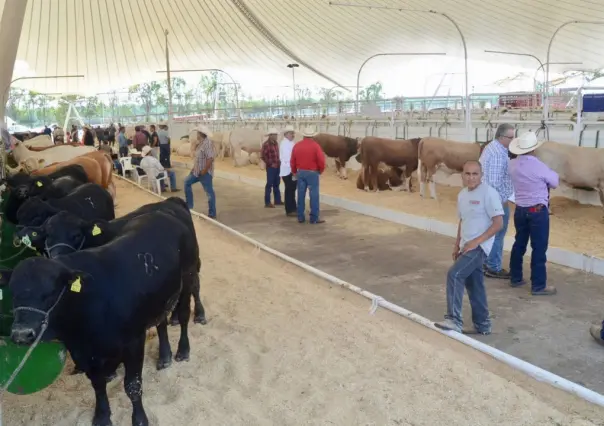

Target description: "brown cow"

left=417, top=137, right=488, bottom=200
left=312, top=133, right=360, bottom=179
left=356, top=163, right=404, bottom=191
left=356, top=137, right=421, bottom=192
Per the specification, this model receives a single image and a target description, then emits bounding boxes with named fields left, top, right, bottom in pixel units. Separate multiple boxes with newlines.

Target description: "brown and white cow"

left=356, top=136, right=421, bottom=192
left=312, top=133, right=360, bottom=179
left=417, top=137, right=488, bottom=200
left=356, top=163, right=404, bottom=191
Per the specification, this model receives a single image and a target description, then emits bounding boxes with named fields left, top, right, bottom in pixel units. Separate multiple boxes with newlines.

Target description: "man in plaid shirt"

left=260, top=128, right=282, bottom=208
left=184, top=126, right=217, bottom=218
left=479, top=123, right=515, bottom=279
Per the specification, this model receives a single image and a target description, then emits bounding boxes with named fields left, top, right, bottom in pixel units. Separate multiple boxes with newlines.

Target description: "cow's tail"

left=417, top=138, right=424, bottom=185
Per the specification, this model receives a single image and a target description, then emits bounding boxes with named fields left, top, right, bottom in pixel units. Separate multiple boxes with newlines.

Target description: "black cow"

left=15, top=183, right=115, bottom=229
left=3, top=165, right=89, bottom=223
left=0, top=210, right=195, bottom=426
left=19, top=197, right=206, bottom=325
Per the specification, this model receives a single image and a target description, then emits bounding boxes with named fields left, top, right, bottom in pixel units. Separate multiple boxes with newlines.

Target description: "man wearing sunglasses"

left=479, top=123, right=515, bottom=279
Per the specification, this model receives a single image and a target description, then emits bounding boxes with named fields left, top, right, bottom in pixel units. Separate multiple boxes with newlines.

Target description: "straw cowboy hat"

left=195, top=125, right=212, bottom=138
left=159, top=120, right=168, bottom=127
left=508, top=131, right=545, bottom=155
left=302, top=127, right=316, bottom=138
left=265, top=127, right=278, bottom=136
left=129, top=148, right=142, bottom=155
left=283, top=125, right=295, bottom=134
left=141, top=145, right=153, bottom=157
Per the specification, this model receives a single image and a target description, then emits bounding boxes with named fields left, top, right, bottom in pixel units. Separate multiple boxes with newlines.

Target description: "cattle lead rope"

left=0, top=286, right=67, bottom=426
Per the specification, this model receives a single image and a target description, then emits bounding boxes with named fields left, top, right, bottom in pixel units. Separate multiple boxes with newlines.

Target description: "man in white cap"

left=140, top=145, right=179, bottom=193
left=184, top=125, right=216, bottom=219
left=260, top=128, right=282, bottom=208
left=290, top=127, right=325, bottom=224
left=279, top=125, right=297, bottom=217
left=508, top=131, right=559, bottom=296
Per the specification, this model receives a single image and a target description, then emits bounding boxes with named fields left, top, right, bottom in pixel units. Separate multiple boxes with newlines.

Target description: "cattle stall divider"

left=205, top=168, right=604, bottom=278
left=114, top=172, right=604, bottom=409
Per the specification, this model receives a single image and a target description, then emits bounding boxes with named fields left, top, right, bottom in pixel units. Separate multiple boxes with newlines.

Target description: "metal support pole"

left=355, top=52, right=446, bottom=114
left=287, top=63, right=299, bottom=119
left=164, top=29, right=173, bottom=128
left=545, top=20, right=604, bottom=120
left=157, top=68, right=241, bottom=118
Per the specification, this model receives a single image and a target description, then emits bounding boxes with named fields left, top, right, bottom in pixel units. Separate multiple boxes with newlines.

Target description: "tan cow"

left=356, top=137, right=421, bottom=192
left=22, top=134, right=53, bottom=149
left=534, top=141, right=604, bottom=215
left=418, top=137, right=488, bottom=200
left=356, top=163, right=404, bottom=191
left=11, top=141, right=96, bottom=168
left=312, top=133, right=360, bottom=179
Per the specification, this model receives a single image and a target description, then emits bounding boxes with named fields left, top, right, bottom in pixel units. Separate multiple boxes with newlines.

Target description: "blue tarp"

left=583, top=93, right=604, bottom=113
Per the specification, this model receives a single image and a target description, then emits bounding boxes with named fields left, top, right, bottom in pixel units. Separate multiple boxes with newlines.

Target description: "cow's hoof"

left=175, top=351, right=190, bottom=362
left=92, top=415, right=113, bottom=426
left=194, top=315, right=207, bottom=325
left=156, top=357, right=173, bottom=371
left=169, top=317, right=180, bottom=326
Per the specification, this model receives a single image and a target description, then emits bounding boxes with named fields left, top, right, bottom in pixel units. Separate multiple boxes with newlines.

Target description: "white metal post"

left=164, top=29, right=173, bottom=130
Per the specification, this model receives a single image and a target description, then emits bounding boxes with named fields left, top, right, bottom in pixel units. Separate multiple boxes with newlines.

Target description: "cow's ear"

left=85, top=221, right=106, bottom=238
left=0, top=269, right=13, bottom=288
left=65, top=270, right=92, bottom=294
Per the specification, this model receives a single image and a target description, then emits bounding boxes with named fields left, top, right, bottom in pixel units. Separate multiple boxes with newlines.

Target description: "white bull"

left=11, top=141, right=96, bottom=168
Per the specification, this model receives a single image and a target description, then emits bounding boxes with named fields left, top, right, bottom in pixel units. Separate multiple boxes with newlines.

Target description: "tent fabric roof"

left=6, top=0, right=604, bottom=95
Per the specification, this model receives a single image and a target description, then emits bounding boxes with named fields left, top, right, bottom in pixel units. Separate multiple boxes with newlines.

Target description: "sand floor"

left=173, top=155, right=604, bottom=258
left=5, top=178, right=604, bottom=425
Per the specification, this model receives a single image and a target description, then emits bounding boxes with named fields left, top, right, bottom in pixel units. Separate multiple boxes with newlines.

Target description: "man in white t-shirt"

left=435, top=160, right=504, bottom=335
left=279, top=125, right=297, bottom=217
left=140, top=145, right=179, bottom=193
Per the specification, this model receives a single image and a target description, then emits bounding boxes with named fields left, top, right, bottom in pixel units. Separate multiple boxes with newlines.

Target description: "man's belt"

left=526, top=204, right=545, bottom=213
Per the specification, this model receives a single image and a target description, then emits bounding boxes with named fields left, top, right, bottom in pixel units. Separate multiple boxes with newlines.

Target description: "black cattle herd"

left=0, top=164, right=207, bottom=426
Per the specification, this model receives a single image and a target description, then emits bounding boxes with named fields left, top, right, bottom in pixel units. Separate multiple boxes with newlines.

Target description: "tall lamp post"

left=287, top=63, right=299, bottom=118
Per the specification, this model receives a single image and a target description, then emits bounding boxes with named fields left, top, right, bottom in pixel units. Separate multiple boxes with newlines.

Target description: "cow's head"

left=6, top=172, right=33, bottom=199
left=21, top=158, right=45, bottom=174
left=43, top=212, right=101, bottom=258
left=14, top=225, right=47, bottom=253
left=27, top=176, right=53, bottom=198
left=3, top=258, right=82, bottom=345
left=16, top=198, right=58, bottom=227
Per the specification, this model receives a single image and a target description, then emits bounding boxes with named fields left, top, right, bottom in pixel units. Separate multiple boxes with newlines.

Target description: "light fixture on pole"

left=355, top=52, right=446, bottom=114
left=544, top=20, right=604, bottom=120
left=287, top=63, right=300, bottom=118
left=329, top=1, right=471, bottom=140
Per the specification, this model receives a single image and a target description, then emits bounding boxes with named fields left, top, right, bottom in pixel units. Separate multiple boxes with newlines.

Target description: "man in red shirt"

left=260, top=128, right=282, bottom=208
left=290, top=127, right=326, bottom=224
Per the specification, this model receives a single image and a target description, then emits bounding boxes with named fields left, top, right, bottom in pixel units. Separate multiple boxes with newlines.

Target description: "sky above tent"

left=4, top=0, right=604, bottom=98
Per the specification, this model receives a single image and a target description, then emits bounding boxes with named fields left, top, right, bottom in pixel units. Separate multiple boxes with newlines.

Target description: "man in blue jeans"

left=184, top=125, right=216, bottom=219
left=479, top=123, right=515, bottom=279
left=435, top=161, right=503, bottom=335
left=508, top=132, right=558, bottom=296
left=260, top=128, right=282, bottom=208
left=290, top=128, right=326, bottom=224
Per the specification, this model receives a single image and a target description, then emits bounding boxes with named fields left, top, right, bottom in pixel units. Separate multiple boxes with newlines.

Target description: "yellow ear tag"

left=70, top=277, right=82, bottom=293
left=35, top=181, right=43, bottom=187
left=91, top=225, right=102, bottom=236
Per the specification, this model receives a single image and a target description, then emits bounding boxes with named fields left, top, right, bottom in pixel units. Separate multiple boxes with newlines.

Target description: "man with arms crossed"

left=435, top=161, right=504, bottom=335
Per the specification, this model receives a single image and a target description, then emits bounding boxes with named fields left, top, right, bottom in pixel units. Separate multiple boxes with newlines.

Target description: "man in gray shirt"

left=157, top=121, right=171, bottom=168
left=435, top=161, right=504, bottom=335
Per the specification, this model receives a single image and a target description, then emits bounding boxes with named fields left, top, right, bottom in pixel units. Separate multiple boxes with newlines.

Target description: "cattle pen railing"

left=113, top=172, right=604, bottom=410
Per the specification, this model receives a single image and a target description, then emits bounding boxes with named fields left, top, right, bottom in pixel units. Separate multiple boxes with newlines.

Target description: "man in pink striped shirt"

left=508, top=132, right=559, bottom=296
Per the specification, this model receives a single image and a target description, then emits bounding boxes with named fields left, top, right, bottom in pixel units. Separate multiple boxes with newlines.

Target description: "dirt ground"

left=6, top=178, right=604, bottom=425
left=174, top=155, right=604, bottom=258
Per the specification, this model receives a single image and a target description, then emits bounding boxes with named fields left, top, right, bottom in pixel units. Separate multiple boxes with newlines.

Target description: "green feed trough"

left=0, top=195, right=67, bottom=395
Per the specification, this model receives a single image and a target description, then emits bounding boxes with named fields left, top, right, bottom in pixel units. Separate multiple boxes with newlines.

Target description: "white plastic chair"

left=150, top=172, right=171, bottom=196
left=132, top=166, right=148, bottom=188
left=119, top=157, right=133, bottom=177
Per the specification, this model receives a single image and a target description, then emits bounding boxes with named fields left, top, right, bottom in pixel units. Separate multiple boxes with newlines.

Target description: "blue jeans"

left=159, top=144, right=171, bottom=168
left=485, top=203, right=509, bottom=271
left=184, top=172, right=216, bottom=217
left=158, top=170, right=177, bottom=190
left=510, top=206, right=549, bottom=292
left=296, top=170, right=320, bottom=223
left=445, top=247, right=490, bottom=332
left=264, top=167, right=282, bottom=206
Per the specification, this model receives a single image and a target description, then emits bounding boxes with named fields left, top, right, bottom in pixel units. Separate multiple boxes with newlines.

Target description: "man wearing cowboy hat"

left=260, top=128, right=283, bottom=208
left=508, top=131, right=559, bottom=296
left=157, top=120, right=171, bottom=168
left=140, top=145, right=179, bottom=193
left=479, top=123, right=515, bottom=279
left=279, top=125, right=297, bottom=217
left=290, top=127, right=325, bottom=224
left=184, top=125, right=217, bottom=219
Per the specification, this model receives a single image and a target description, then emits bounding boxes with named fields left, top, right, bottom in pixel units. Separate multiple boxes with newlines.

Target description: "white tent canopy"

left=2, top=0, right=604, bottom=96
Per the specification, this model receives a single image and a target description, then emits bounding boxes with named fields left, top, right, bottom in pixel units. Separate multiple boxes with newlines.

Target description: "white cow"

left=11, top=141, right=96, bottom=168
left=176, top=142, right=192, bottom=157
left=23, top=134, right=53, bottom=148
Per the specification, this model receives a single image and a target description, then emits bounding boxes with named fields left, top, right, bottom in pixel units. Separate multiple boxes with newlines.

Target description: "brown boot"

left=590, top=324, right=604, bottom=346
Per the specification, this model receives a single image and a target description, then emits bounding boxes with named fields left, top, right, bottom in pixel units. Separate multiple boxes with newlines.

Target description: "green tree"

left=129, top=81, right=165, bottom=121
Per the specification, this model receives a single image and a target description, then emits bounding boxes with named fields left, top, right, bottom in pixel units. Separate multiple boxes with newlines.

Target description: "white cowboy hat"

left=302, top=127, right=316, bottom=138
left=195, top=125, right=212, bottom=138
left=159, top=120, right=168, bottom=126
left=283, top=125, right=295, bottom=134
left=141, top=145, right=153, bottom=156
left=508, top=131, right=545, bottom=155
left=266, top=127, right=278, bottom=136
